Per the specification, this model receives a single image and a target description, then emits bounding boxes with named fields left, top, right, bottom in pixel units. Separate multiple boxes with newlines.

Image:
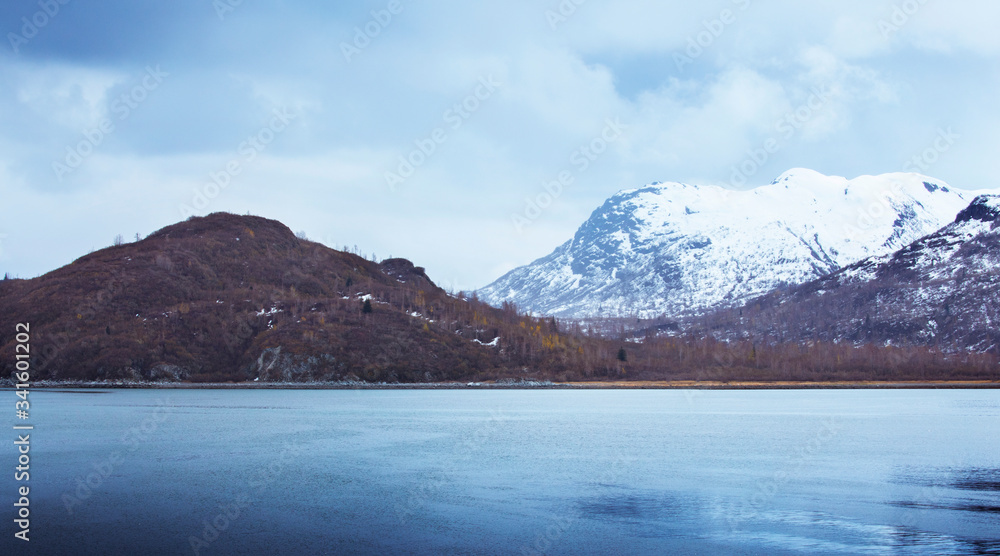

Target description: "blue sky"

left=1, top=0, right=999, bottom=290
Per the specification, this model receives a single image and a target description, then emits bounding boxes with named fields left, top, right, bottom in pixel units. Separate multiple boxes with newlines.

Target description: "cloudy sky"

left=1, top=0, right=999, bottom=290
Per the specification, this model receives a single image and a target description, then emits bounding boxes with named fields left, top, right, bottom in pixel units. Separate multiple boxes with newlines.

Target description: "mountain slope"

left=480, top=169, right=995, bottom=318
left=723, top=195, right=1000, bottom=353
left=0, top=213, right=593, bottom=383
left=1, top=212, right=995, bottom=385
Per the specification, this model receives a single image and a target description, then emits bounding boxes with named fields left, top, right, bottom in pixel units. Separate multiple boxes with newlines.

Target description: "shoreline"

left=8, top=380, right=1000, bottom=390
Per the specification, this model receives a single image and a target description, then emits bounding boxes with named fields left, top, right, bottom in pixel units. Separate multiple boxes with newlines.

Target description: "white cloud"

left=1, top=1, right=999, bottom=290
left=621, top=68, right=788, bottom=172
left=885, top=1, right=1000, bottom=55
left=827, top=14, right=893, bottom=59
left=11, top=61, right=125, bottom=131
left=503, top=46, right=623, bottom=135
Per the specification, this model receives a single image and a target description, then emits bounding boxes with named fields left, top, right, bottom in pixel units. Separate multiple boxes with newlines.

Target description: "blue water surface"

left=2, top=389, right=999, bottom=555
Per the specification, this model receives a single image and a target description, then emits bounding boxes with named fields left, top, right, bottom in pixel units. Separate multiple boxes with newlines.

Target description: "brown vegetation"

left=1, top=212, right=996, bottom=384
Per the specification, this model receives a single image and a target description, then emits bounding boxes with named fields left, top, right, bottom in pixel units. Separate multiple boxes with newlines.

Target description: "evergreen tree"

left=617, top=347, right=627, bottom=362
left=362, top=299, right=373, bottom=313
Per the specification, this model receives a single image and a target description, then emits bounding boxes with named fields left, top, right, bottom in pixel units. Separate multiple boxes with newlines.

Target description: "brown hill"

left=0, top=213, right=602, bottom=383
left=3, top=212, right=996, bottom=385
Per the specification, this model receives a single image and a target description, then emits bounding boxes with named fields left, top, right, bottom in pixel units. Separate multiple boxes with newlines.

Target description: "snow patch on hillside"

left=479, top=170, right=999, bottom=318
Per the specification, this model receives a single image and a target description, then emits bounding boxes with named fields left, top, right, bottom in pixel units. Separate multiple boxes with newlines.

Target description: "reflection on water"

left=894, top=466, right=1000, bottom=492
left=892, top=466, right=1000, bottom=516
left=954, top=468, right=1000, bottom=492
left=893, top=500, right=1000, bottom=515
left=577, top=490, right=686, bottom=521
left=725, top=509, right=1000, bottom=555
left=3, top=389, right=998, bottom=555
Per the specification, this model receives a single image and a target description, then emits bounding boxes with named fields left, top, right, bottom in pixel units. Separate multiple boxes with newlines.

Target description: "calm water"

left=2, top=389, right=999, bottom=555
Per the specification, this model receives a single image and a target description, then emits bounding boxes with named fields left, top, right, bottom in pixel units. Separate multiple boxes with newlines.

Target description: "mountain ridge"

left=0, top=213, right=588, bottom=383
left=709, top=193, right=1000, bottom=354
left=479, top=169, right=998, bottom=318
left=2, top=211, right=996, bottom=385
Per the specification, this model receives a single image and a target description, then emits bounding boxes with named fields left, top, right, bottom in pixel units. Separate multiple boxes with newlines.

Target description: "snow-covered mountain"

left=480, top=169, right=997, bottom=318
left=724, top=194, right=1000, bottom=353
